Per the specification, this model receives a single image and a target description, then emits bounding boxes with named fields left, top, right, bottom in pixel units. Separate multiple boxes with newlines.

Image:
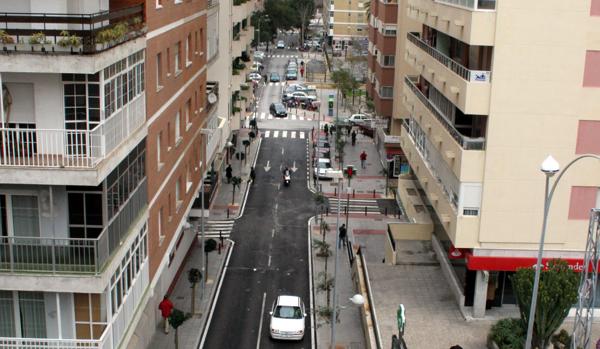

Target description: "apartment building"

left=0, top=1, right=148, bottom=348
left=391, top=0, right=600, bottom=317
left=323, top=0, right=369, bottom=52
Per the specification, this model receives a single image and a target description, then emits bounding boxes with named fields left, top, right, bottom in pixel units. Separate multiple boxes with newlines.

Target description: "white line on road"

left=264, top=130, right=270, bottom=138
left=260, top=112, right=265, bottom=119
left=272, top=229, right=275, bottom=238
left=267, top=255, right=272, bottom=267
left=291, top=131, right=296, bottom=138
left=282, top=131, right=288, bottom=138
left=300, top=132, right=305, bottom=139
left=268, top=114, right=273, bottom=120
left=299, top=116, right=305, bottom=121
left=291, top=114, right=296, bottom=120
left=256, top=292, right=267, bottom=349
left=273, top=130, right=279, bottom=138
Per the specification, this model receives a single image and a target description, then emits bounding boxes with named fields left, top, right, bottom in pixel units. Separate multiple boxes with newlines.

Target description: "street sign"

left=328, top=93, right=334, bottom=117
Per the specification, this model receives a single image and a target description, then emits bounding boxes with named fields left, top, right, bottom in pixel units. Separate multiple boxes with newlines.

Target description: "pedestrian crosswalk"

left=198, top=220, right=235, bottom=239
left=266, top=54, right=298, bottom=58
left=328, top=198, right=381, bottom=215
left=256, top=112, right=320, bottom=121
left=262, top=130, right=306, bottom=139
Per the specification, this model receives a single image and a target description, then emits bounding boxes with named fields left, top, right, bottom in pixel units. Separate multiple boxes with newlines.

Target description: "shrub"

left=57, top=31, right=81, bottom=48
left=0, top=30, right=14, bottom=44
left=550, top=329, right=572, bottom=349
left=29, top=32, right=48, bottom=45
left=488, top=318, right=525, bottom=349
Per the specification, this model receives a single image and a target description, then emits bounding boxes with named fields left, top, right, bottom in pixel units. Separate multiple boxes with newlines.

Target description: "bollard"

left=353, top=189, right=355, bottom=198
left=344, top=206, right=348, bottom=216
left=219, top=231, right=223, bottom=254
left=365, top=206, right=368, bottom=216
left=373, top=189, right=376, bottom=198
left=385, top=207, right=388, bottom=216
left=227, top=208, right=230, bottom=219
left=334, top=187, right=337, bottom=196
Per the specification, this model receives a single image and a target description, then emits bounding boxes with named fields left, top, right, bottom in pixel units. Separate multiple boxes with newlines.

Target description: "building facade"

left=0, top=1, right=149, bottom=348
left=391, top=0, right=600, bottom=317
left=323, top=0, right=369, bottom=52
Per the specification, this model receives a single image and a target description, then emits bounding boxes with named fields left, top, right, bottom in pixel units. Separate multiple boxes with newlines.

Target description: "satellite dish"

left=208, top=93, right=218, bottom=104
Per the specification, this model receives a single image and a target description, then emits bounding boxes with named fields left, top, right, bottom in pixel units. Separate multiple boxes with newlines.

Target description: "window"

left=575, top=120, right=600, bottom=154
left=175, top=42, right=182, bottom=73
left=186, top=34, right=193, bottom=65
left=383, top=55, right=395, bottom=66
left=194, top=31, right=199, bottom=54
left=185, top=99, right=192, bottom=129
left=175, top=0, right=182, bottom=3
left=175, top=110, right=181, bottom=144
left=158, top=207, right=164, bottom=243
left=175, top=178, right=182, bottom=211
left=167, top=122, right=172, bottom=149
left=156, top=0, right=163, bottom=8
left=569, top=187, right=600, bottom=220
left=19, top=292, right=46, bottom=338
left=157, top=132, right=163, bottom=169
left=383, top=26, right=397, bottom=36
left=200, top=29, right=204, bottom=54
left=379, top=86, right=393, bottom=98
left=593, top=0, right=600, bottom=15
left=583, top=51, right=600, bottom=87
left=186, top=166, right=193, bottom=192
left=156, top=53, right=163, bottom=90
left=166, top=48, right=172, bottom=76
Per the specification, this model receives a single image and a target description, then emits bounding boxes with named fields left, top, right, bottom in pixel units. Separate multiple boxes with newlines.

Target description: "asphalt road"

left=202, top=50, right=316, bottom=349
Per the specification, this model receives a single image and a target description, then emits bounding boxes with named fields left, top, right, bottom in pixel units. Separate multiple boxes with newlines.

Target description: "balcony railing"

left=435, top=0, right=496, bottom=10
left=0, top=179, right=147, bottom=275
left=0, top=94, right=145, bottom=169
left=0, top=4, right=144, bottom=54
left=404, top=76, right=485, bottom=150
left=407, top=32, right=491, bottom=83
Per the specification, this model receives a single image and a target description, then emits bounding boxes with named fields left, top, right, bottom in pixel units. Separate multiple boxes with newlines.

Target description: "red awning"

left=466, top=254, right=587, bottom=272
left=386, top=148, right=403, bottom=156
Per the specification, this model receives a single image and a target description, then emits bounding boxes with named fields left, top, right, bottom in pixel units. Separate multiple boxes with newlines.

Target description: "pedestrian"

left=330, top=125, right=334, bottom=135
left=338, top=224, right=347, bottom=249
left=250, top=166, right=256, bottom=182
left=351, top=130, right=357, bottom=146
left=158, top=296, right=173, bottom=334
left=360, top=150, right=367, bottom=169
left=225, top=164, right=233, bottom=183
left=449, top=346, right=463, bottom=349
left=323, top=123, right=329, bottom=135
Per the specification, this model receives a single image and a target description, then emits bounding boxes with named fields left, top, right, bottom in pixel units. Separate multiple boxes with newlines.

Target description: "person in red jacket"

left=360, top=150, right=367, bottom=169
left=158, top=296, right=174, bottom=334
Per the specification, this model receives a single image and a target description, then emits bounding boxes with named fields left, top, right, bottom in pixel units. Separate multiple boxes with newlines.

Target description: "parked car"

left=269, top=102, right=288, bottom=118
left=254, top=51, right=266, bottom=60
left=252, top=61, right=264, bottom=71
left=314, top=147, right=331, bottom=159
left=277, top=40, right=285, bottom=49
left=287, top=62, right=298, bottom=71
left=347, top=113, right=373, bottom=126
left=288, top=57, right=298, bottom=65
left=313, top=159, right=336, bottom=180
left=247, top=72, right=262, bottom=82
left=270, top=72, right=281, bottom=82
left=269, top=295, right=306, bottom=341
left=284, top=84, right=316, bottom=95
left=286, top=70, right=298, bottom=80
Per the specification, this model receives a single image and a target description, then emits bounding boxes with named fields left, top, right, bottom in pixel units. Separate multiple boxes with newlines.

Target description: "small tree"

left=316, top=271, right=335, bottom=308
left=188, top=268, right=202, bottom=314
left=169, top=309, right=189, bottom=349
left=231, top=176, right=242, bottom=204
left=511, top=259, right=579, bottom=349
left=312, top=238, right=331, bottom=258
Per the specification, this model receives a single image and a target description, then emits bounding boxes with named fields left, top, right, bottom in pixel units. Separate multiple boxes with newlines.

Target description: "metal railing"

left=404, top=76, right=485, bottom=150
left=0, top=4, right=144, bottom=54
left=0, top=94, right=145, bottom=168
left=406, top=32, right=491, bottom=83
left=0, top=179, right=147, bottom=275
left=435, top=0, right=496, bottom=10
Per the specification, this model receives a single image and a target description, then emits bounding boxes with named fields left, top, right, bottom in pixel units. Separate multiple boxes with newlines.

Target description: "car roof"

left=277, top=295, right=301, bottom=307
left=317, top=158, right=331, bottom=163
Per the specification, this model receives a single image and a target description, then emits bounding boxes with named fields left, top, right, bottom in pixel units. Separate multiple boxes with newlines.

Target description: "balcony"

left=403, top=76, right=485, bottom=182
left=0, top=94, right=145, bottom=170
left=0, top=179, right=147, bottom=275
left=376, top=0, right=398, bottom=24
left=0, top=5, right=145, bottom=55
left=406, top=32, right=490, bottom=115
left=406, top=0, right=496, bottom=45
left=400, top=121, right=480, bottom=247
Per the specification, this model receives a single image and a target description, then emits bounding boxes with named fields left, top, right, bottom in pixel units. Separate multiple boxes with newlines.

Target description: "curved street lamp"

left=525, top=154, right=600, bottom=349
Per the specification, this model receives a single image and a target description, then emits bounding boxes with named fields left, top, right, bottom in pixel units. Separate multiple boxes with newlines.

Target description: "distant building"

left=323, top=0, right=369, bottom=51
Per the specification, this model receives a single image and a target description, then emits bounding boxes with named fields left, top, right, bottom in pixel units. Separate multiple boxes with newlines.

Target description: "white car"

left=247, top=72, right=262, bottom=82
left=277, top=40, right=286, bottom=49
left=347, top=113, right=373, bottom=126
left=313, top=158, right=336, bottom=179
left=284, top=84, right=316, bottom=94
left=251, top=61, right=264, bottom=71
left=269, top=295, right=306, bottom=341
left=254, top=51, right=266, bottom=60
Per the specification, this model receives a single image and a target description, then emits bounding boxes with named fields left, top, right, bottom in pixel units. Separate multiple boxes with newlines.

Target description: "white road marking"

left=271, top=229, right=275, bottom=238
left=268, top=255, right=272, bottom=267
left=267, top=114, right=273, bottom=120
left=291, top=114, right=296, bottom=120
left=282, top=131, right=288, bottom=138
left=260, top=112, right=266, bottom=119
left=299, top=132, right=305, bottom=139
left=291, top=131, right=296, bottom=138
left=299, top=116, right=305, bottom=121
left=256, top=292, right=267, bottom=349
left=264, top=130, right=270, bottom=138
left=273, top=130, right=279, bottom=138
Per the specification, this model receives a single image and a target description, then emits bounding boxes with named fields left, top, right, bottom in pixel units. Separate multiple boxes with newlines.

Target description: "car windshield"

left=275, top=104, right=285, bottom=112
left=274, top=305, right=303, bottom=319
left=317, top=162, right=331, bottom=169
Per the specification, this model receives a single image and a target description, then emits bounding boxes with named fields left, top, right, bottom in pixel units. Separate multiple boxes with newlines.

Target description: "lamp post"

left=524, top=154, right=600, bottom=349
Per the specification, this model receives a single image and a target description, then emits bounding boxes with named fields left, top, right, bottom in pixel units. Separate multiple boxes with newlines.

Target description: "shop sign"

left=466, top=254, right=590, bottom=272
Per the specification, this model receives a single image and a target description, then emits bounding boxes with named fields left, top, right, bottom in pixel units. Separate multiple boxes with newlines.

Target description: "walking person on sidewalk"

left=360, top=150, right=367, bottom=169
left=351, top=130, right=357, bottom=146
left=338, top=224, right=347, bottom=249
left=158, top=296, right=174, bottom=334
left=225, top=164, right=233, bottom=183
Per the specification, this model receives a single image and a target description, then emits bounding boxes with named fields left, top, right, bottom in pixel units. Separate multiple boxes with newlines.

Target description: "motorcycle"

left=283, top=170, right=291, bottom=186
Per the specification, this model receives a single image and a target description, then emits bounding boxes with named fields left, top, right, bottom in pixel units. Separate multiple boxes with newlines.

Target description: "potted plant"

left=57, top=31, right=82, bottom=50
left=29, top=32, right=48, bottom=45
left=0, top=30, right=14, bottom=45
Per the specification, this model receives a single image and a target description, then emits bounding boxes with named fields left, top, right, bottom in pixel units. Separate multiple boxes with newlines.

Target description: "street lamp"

left=524, top=154, right=600, bottom=349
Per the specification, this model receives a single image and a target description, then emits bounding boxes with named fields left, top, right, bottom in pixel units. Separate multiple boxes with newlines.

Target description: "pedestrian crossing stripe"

left=260, top=112, right=265, bottom=119
left=273, top=130, right=279, bottom=138
left=265, top=130, right=270, bottom=137
left=282, top=131, right=287, bottom=137
left=300, top=132, right=305, bottom=139
left=267, top=55, right=298, bottom=58
left=291, top=131, right=296, bottom=138
left=268, top=82, right=283, bottom=86
left=261, top=131, right=306, bottom=139
left=258, top=113, right=316, bottom=121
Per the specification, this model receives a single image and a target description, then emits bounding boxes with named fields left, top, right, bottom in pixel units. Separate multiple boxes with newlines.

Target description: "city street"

left=203, top=48, right=316, bottom=348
